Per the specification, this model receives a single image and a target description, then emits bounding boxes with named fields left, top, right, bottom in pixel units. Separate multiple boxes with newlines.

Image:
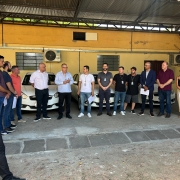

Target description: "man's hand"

left=159, top=84, right=165, bottom=89
left=144, top=86, right=148, bottom=91
left=6, top=91, right=11, bottom=99
left=77, top=90, right=80, bottom=96
left=92, top=92, right=94, bottom=96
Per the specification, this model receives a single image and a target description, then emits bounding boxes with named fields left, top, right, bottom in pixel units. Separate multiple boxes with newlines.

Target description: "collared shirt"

left=157, top=68, right=174, bottom=91
left=55, top=71, right=74, bottom=93
left=0, top=70, right=7, bottom=97
left=11, top=74, right=21, bottom=96
left=29, top=70, right=48, bottom=90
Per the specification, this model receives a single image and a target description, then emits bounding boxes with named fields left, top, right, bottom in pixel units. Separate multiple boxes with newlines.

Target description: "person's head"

left=39, top=62, right=46, bottom=72
left=118, top=66, right=124, bottom=74
left=3, top=61, right=12, bottom=72
left=131, top=67, right=136, bottom=75
left=61, top=63, right=68, bottom=73
left=144, top=62, right=151, bottom=71
left=162, top=61, right=168, bottom=71
left=102, top=63, right=108, bottom=71
left=0, top=55, right=4, bottom=68
left=83, top=65, right=89, bottom=74
left=11, top=65, right=20, bottom=75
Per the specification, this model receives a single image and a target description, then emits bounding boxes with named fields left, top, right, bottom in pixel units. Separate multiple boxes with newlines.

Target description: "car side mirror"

left=73, top=81, right=78, bottom=85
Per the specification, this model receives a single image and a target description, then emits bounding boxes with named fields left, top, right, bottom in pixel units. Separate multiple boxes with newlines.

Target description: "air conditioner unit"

left=44, top=50, right=61, bottom=62
left=173, top=54, right=180, bottom=65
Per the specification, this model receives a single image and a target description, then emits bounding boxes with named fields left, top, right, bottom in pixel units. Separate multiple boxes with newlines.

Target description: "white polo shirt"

left=79, top=73, right=94, bottom=93
left=29, top=70, right=48, bottom=90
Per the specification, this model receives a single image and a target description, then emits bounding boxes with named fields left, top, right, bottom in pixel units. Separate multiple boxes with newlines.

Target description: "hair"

left=145, top=62, right=151, bottom=66
left=61, top=63, right=67, bottom=67
left=12, top=65, right=19, bottom=71
left=3, top=61, right=10, bottom=69
left=119, top=66, right=124, bottom=70
left=163, top=61, right=168, bottom=66
left=0, top=55, right=4, bottom=59
left=131, top=66, right=137, bottom=71
left=84, top=65, right=89, bottom=71
left=103, top=63, right=108, bottom=66
left=39, top=62, right=45, bottom=67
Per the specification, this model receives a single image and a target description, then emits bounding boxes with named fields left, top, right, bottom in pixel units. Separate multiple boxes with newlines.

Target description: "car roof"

left=25, top=72, right=55, bottom=75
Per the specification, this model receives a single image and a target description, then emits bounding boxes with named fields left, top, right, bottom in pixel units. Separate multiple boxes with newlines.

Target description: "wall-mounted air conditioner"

left=44, top=50, right=61, bottom=62
left=173, top=54, right=180, bottom=65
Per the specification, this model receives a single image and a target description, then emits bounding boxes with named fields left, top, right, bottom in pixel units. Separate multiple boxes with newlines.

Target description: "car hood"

left=21, top=85, right=58, bottom=96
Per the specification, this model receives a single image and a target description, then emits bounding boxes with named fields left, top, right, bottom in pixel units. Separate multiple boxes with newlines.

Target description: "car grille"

left=29, top=95, right=52, bottom=100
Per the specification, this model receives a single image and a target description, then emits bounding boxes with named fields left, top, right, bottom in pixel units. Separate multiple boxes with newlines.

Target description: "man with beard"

left=97, top=63, right=113, bottom=116
left=124, top=67, right=140, bottom=114
left=1, top=61, right=18, bottom=134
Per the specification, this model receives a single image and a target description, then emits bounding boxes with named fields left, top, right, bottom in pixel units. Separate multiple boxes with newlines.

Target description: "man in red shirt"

left=157, top=62, right=174, bottom=118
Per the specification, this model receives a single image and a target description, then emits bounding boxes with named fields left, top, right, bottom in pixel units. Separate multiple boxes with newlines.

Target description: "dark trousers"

left=58, top=92, right=71, bottom=116
left=99, top=88, right=110, bottom=113
left=35, top=88, right=49, bottom=118
left=0, top=133, right=13, bottom=180
left=141, top=90, right=153, bottom=113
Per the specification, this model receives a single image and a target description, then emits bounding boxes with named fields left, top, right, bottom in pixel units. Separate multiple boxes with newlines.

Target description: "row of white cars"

left=21, top=72, right=175, bottom=111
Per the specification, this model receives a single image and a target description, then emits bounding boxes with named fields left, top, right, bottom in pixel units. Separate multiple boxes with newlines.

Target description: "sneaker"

left=87, top=113, right=92, bottom=118
left=131, top=110, right=136, bottom=114
left=120, top=111, right=125, bottom=115
left=18, top=119, right=26, bottom=123
left=4, top=127, right=14, bottom=133
left=43, top=116, right=51, bottom=120
left=11, top=121, right=16, bottom=125
left=34, top=117, right=41, bottom=122
left=97, top=112, right=102, bottom=116
left=157, top=112, right=164, bottom=117
left=1, top=130, right=8, bottom=135
left=123, top=111, right=126, bottom=114
left=138, top=112, right=144, bottom=116
left=113, top=111, right=116, bottom=116
left=10, top=124, right=17, bottom=129
left=150, top=112, right=155, bottom=117
left=78, top=113, right=84, bottom=118
left=66, top=115, right=72, bottom=119
left=107, top=112, right=112, bottom=116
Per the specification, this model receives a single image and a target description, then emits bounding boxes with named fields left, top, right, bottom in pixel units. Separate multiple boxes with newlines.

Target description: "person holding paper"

left=77, top=66, right=95, bottom=118
left=157, top=62, right=174, bottom=118
left=138, top=62, right=156, bottom=117
left=113, top=66, right=127, bottom=116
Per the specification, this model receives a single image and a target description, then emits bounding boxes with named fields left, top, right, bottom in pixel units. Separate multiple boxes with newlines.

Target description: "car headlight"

left=21, top=92, right=28, bottom=99
left=54, top=92, right=58, bottom=98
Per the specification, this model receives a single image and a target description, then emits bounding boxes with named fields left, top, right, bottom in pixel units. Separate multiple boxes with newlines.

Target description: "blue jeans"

left=158, top=90, right=172, bottom=114
left=10, top=96, right=22, bottom=121
left=0, top=97, right=5, bottom=132
left=113, top=91, right=126, bottom=112
left=80, top=92, right=91, bottom=114
left=3, top=94, right=13, bottom=129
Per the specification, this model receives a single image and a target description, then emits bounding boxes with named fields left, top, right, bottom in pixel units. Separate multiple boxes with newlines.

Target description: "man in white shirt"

left=29, top=63, right=51, bottom=122
left=77, top=66, right=95, bottom=118
left=55, top=63, right=74, bottom=120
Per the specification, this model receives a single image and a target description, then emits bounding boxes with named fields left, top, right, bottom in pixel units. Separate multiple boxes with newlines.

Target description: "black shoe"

left=57, top=115, right=63, bottom=120
left=150, top=112, right=155, bottom=117
left=138, top=111, right=144, bottom=116
left=4, top=127, right=14, bottom=133
left=34, top=117, right=41, bottom=122
left=131, top=110, right=136, bottom=114
left=11, top=176, right=26, bottom=180
left=66, top=115, right=72, bottom=119
left=43, top=116, right=51, bottom=120
left=10, top=124, right=17, bottom=129
left=107, top=112, right=112, bottom=116
left=97, top=112, right=102, bottom=116
left=165, top=113, right=171, bottom=118
left=157, top=112, right=164, bottom=117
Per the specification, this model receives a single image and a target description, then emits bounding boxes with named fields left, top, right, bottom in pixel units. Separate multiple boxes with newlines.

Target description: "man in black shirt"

left=113, top=66, right=127, bottom=116
left=124, top=67, right=140, bottom=114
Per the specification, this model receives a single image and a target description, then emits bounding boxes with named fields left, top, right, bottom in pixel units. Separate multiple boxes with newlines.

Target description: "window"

left=97, top=55, right=119, bottom=71
left=16, top=52, right=43, bottom=70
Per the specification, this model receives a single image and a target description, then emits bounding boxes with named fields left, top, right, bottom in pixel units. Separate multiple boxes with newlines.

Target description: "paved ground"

left=1, top=100, right=180, bottom=180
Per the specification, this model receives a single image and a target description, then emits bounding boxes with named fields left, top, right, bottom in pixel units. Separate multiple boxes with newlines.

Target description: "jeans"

left=113, top=91, right=126, bottom=112
left=80, top=92, right=91, bottom=114
left=3, top=95, right=13, bottom=129
left=35, top=89, right=49, bottom=118
left=158, top=90, right=172, bottom=114
left=141, top=90, right=153, bottom=113
left=58, top=92, right=71, bottom=116
left=99, top=88, right=110, bottom=113
left=10, top=96, right=22, bottom=121
left=0, top=97, right=4, bottom=132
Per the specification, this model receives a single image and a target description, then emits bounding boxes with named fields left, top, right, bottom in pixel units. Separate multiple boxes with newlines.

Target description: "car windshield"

left=93, top=74, right=98, bottom=84
left=22, top=74, right=56, bottom=85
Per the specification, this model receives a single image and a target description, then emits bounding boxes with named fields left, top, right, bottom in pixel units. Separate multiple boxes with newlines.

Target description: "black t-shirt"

left=113, top=73, right=127, bottom=92
left=126, top=74, right=140, bottom=95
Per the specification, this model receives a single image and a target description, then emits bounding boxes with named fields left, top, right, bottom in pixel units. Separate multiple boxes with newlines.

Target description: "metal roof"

left=0, top=0, right=180, bottom=32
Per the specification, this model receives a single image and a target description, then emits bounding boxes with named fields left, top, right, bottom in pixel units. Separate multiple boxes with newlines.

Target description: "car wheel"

left=78, top=97, right=81, bottom=110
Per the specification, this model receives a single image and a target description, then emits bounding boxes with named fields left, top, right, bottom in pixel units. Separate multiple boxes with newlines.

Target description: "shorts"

left=125, top=94, right=138, bottom=103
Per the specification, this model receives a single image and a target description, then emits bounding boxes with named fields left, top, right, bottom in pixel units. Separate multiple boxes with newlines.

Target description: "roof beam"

left=73, top=0, right=83, bottom=19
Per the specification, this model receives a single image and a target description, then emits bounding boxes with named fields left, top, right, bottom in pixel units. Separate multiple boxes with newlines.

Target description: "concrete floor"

left=2, top=100, right=180, bottom=180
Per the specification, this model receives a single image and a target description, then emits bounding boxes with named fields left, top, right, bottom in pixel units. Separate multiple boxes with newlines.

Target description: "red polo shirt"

left=11, top=74, right=21, bottom=96
left=157, top=68, right=174, bottom=91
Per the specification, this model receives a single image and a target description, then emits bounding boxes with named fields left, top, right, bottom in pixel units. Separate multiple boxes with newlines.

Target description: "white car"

left=21, top=72, right=59, bottom=111
left=71, top=73, right=119, bottom=109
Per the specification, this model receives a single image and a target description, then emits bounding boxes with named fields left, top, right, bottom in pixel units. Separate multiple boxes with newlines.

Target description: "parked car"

left=71, top=73, right=119, bottom=109
left=21, top=72, right=59, bottom=111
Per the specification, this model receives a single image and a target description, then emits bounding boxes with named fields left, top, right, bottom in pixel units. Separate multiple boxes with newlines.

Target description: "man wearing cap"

left=113, top=66, right=127, bottom=116
left=124, top=67, right=140, bottom=114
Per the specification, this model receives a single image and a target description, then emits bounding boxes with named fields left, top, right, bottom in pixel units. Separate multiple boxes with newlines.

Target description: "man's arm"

left=105, top=78, right=113, bottom=89
left=0, top=86, right=11, bottom=99
left=6, top=82, right=17, bottom=95
left=91, top=81, right=95, bottom=96
left=77, top=81, right=82, bottom=95
left=98, top=78, right=104, bottom=90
